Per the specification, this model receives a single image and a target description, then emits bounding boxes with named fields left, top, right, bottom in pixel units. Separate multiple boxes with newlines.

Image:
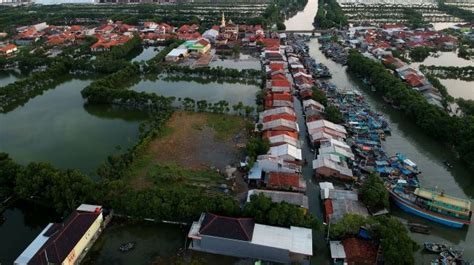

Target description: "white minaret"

left=221, top=11, right=226, bottom=28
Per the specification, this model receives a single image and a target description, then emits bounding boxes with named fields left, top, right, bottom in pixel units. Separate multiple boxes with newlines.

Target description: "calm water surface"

left=284, top=0, right=318, bottom=31
left=309, top=39, right=474, bottom=263
left=210, top=53, right=261, bottom=70
left=439, top=78, right=474, bottom=100
left=0, top=79, right=146, bottom=174
left=131, top=78, right=260, bottom=106
left=0, top=202, right=59, bottom=264
left=131, top=46, right=161, bottom=62
left=0, top=71, right=24, bottom=87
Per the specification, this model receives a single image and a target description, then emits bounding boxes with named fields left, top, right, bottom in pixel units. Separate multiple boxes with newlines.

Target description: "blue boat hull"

left=391, top=193, right=466, bottom=228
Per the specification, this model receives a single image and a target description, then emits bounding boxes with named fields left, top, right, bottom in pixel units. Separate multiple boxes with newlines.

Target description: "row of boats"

left=425, top=242, right=470, bottom=265
left=318, top=37, right=348, bottom=65
left=295, top=34, right=473, bottom=229
left=291, top=39, right=332, bottom=78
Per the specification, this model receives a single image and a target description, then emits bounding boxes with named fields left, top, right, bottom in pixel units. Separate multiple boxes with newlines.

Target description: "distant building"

left=188, top=212, right=313, bottom=264
left=14, top=204, right=104, bottom=265
left=0, top=0, right=32, bottom=5
left=165, top=48, right=189, bottom=62
left=0, top=43, right=18, bottom=56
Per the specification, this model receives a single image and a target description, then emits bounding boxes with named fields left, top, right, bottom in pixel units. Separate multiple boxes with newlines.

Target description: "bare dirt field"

left=130, top=111, right=248, bottom=190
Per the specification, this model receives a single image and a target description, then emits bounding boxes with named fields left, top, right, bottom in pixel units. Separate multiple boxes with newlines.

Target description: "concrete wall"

left=193, top=235, right=292, bottom=264
left=63, top=214, right=103, bottom=265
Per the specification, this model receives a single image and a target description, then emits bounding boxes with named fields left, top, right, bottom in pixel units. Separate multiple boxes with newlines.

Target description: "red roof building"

left=260, top=38, right=280, bottom=50
left=342, top=238, right=378, bottom=265
left=0, top=43, right=18, bottom=55
left=263, top=130, right=299, bottom=140
left=267, top=172, right=306, bottom=192
left=263, top=114, right=297, bottom=123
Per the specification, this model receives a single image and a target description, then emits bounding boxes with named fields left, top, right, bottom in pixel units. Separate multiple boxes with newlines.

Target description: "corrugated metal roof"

left=251, top=224, right=312, bottom=256
left=330, top=241, right=346, bottom=259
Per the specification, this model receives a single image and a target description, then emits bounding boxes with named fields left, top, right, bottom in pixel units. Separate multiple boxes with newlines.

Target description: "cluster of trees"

left=0, top=59, right=71, bottom=112
left=245, top=136, right=270, bottom=168
left=424, top=73, right=453, bottom=106
left=244, top=193, right=320, bottom=229
left=179, top=98, right=255, bottom=116
left=409, top=46, right=434, bottom=62
left=145, top=40, right=183, bottom=70
left=420, top=65, right=474, bottom=82
left=457, top=98, right=474, bottom=117
left=0, top=152, right=240, bottom=220
left=437, top=0, right=474, bottom=22
left=311, top=86, right=344, bottom=123
left=262, top=0, right=308, bottom=28
left=359, top=174, right=389, bottom=211
left=330, top=214, right=418, bottom=265
left=158, top=65, right=263, bottom=82
left=314, top=0, right=348, bottom=29
left=403, top=8, right=425, bottom=29
left=92, top=35, right=143, bottom=74
left=347, top=50, right=474, bottom=171
left=1, top=152, right=323, bottom=228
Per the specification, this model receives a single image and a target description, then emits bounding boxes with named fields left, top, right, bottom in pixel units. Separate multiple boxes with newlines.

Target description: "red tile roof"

left=271, top=79, right=291, bottom=88
left=29, top=210, right=101, bottom=265
left=263, top=114, right=297, bottom=123
left=342, top=238, right=378, bottom=265
left=0, top=43, right=17, bottom=53
left=261, top=38, right=280, bottom=50
left=269, top=63, right=285, bottom=72
left=199, top=213, right=254, bottom=241
left=268, top=172, right=302, bottom=190
left=324, top=199, right=333, bottom=223
left=263, top=130, right=299, bottom=140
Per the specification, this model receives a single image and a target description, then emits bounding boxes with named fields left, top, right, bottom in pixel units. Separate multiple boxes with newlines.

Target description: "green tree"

left=325, top=105, right=344, bottom=124
left=360, top=174, right=389, bottom=211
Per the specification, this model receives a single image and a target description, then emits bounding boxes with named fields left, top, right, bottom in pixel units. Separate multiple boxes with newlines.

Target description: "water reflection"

left=438, top=78, right=474, bottom=100
left=130, top=78, right=260, bottom=107
left=0, top=70, right=24, bottom=87
left=0, top=79, right=145, bottom=174
left=284, top=0, right=318, bottom=31
left=308, top=39, right=474, bottom=261
left=0, top=202, right=58, bottom=264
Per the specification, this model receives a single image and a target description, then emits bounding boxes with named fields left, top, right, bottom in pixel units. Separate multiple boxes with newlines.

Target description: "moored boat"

left=388, top=181, right=472, bottom=228
left=424, top=242, right=448, bottom=253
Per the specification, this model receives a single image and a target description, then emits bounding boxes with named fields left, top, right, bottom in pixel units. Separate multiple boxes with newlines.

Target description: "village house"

left=313, top=153, right=354, bottom=181
left=188, top=213, right=312, bottom=264
left=165, top=48, right=189, bottom=62
left=330, top=238, right=378, bottom=265
left=266, top=172, right=306, bottom=192
left=247, top=189, right=309, bottom=213
left=14, top=204, right=105, bottom=265
left=256, top=155, right=302, bottom=174
left=264, top=131, right=300, bottom=148
left=269, top=144, right=302, bottom=162
left=0, top=43, right=18, bottom=56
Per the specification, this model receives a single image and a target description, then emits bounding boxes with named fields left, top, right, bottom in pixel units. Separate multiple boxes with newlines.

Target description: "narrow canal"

left=284, top=0, right=318, bottom=31
left=308, top=39, right=474, bottom=264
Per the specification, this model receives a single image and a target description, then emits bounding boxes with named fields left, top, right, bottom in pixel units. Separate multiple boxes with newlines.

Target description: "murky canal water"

left=308, top=39, right=474, bottom=263
left=131, top=78, right=260, bottom=107
left=284, top=0, right=318, bottom=31
left=0, top=79, right=146, bottom=175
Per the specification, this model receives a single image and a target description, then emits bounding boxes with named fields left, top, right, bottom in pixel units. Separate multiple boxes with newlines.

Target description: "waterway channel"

left=131, top=78, right=260, bottom=107
left=0, top=79, right=146, bottom=175
left=308, top=39, right=474, bottom=264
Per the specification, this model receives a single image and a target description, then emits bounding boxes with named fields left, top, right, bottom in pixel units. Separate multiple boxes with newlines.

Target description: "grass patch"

left=205, top=114, right=244, bottom=140
left=147, top=163, right=227, bottom=192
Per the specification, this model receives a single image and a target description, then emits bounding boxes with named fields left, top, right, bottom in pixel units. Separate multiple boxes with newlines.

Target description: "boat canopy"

left=414, top=188, right=471, bottom=211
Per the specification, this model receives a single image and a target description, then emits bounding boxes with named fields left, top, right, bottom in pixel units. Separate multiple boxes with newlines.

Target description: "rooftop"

left=251, top=224, right=312, bottom=256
